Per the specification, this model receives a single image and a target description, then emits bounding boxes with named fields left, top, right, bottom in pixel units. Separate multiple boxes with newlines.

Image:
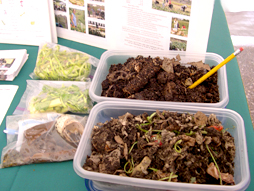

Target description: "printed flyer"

left=0, top=49, right=28, bottom=81
left=54, top=0, right=214, bottom=53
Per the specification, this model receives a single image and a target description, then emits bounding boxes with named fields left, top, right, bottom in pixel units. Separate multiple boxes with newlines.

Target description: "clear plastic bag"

left=13, top=80, right=93, bottom=115
left=30, top=42, right=99, bottom=81
left=1, top=113, right=87, bottom=168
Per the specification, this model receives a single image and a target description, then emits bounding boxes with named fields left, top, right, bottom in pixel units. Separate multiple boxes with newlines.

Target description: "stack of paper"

left=0, top=49, right=28, bottom=81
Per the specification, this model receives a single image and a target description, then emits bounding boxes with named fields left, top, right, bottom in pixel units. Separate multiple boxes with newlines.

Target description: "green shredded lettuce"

left=34, top=44, right=92, bottom=81
left=29, top=84, right=93, bottom=114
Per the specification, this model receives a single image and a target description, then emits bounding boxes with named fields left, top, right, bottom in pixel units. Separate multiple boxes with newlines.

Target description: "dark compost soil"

left=83, top=110, right=235, bottom=185
left=101, top=55, right=220, bottom=103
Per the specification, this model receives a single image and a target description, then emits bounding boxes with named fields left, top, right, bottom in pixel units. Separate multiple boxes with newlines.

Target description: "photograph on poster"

left=87, top=4, right=105, bottom=20
left=152, top=0, right=192, bottom=16
left=54, top=0, right=66, bottom=12
left=169, top=37, right=187, bottom=51
left=69, top=0, right=84, bottom=6
left=55, top=13, right=68, bottom=29
left=69, top=8, right=86, bottom=33
left=88, top=21, right=105, bottom=38
left=171, top=17, right=189, bottom=37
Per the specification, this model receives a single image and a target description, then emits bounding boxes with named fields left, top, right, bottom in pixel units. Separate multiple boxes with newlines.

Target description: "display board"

left=55, top=0, right=214, bottom=53
left=0, top=0, right=57, bottom=45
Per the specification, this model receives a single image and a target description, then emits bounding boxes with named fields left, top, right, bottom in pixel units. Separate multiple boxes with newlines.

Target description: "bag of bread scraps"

left=0, top=113, right=87, bottom=168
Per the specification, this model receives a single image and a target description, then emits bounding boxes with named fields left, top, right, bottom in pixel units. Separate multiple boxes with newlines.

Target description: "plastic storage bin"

left=89, top=50, right=229, bottom=108
left=73, top=101, right=250, bottom=191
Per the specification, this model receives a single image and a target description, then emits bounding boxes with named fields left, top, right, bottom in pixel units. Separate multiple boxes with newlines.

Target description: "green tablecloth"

left=0, top=0, right=253, bottom=190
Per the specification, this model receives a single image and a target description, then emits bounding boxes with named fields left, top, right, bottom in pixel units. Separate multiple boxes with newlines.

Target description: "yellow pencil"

left=188, top=47, right=244, bottom=89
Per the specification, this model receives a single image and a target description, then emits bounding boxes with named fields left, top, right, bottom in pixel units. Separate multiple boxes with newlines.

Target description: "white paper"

left=0, top=0, right=57, bottom=45
left=55, top=0, right=214, bottom=54
left=0, top=85, right=18, bottom=126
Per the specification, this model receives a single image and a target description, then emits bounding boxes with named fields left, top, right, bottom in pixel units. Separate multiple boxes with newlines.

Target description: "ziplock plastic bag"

left=1, top=113, right=87, bottom=168
left=13, top=80, right=93, bottom=115
left=30, top=42, right=99, bottom=81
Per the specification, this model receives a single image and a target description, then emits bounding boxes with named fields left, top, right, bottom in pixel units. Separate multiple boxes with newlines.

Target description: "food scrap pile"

left=2, top=115, right=84, bottom=168
left=83, top=110, right=235, bottom=185
left=101, top=55, right=219, bottom=103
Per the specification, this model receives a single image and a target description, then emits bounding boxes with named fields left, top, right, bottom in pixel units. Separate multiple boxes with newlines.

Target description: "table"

left=0, top=0, right=253, bottom=190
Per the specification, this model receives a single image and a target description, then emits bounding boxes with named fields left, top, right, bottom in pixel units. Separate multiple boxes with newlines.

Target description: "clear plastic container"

left=73, top=101, right=250, bottom=191
left=89, top=50, right=229, bottom=108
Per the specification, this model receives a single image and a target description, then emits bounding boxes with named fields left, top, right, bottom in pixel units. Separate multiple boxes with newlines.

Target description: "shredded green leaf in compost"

left=83, top=110, right=236, bottom=185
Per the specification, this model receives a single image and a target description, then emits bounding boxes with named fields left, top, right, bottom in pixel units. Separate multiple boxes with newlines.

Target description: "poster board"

left=55, top=0, right=214, bottom=53
left=0, top=0, right=57, bottom=46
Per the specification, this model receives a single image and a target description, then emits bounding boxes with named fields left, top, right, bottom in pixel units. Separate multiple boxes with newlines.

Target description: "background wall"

left=221, top=0, right=254, bottom=12
left=221, top=0, right=254, bottom=46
